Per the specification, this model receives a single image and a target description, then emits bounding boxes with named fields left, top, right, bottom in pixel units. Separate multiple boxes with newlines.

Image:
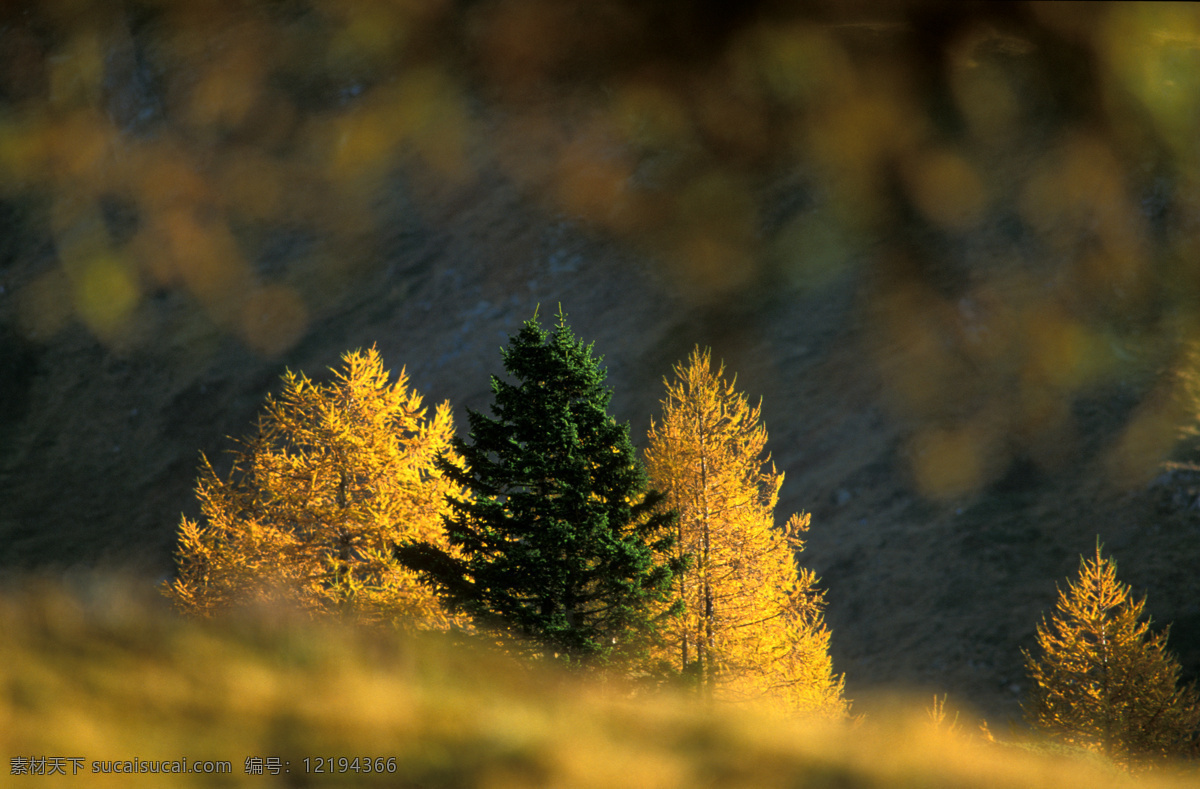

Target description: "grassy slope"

left=3, top=579, right=1197, bottom=788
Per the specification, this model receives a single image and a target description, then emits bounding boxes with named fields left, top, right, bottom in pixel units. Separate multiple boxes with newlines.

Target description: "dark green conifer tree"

left=396, top=308, right=682, bottom=665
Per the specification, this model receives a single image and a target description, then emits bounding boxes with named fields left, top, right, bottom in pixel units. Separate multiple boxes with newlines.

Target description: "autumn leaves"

left=1023, top=545, right=1200, bottom=764
left=646, top=348, right=846, bottom=716
left=165, top=348, right=464, bottom=628
left=163, top=311, right=1200, bottom=751
left=166, top=311, right=844, bottom=715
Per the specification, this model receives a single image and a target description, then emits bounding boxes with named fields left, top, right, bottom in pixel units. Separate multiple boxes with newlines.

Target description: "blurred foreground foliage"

left=4, top=576, right=1200, bottom=788
left=6, top=2, right=1200, bottom=495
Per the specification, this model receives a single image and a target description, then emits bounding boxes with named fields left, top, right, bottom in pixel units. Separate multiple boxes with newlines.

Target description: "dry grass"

left=2, top=575, right=1197, bottom=788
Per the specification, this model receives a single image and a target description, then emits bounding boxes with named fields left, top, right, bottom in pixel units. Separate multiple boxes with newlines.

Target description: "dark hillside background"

left=2, top=1, right=1200, bottom=724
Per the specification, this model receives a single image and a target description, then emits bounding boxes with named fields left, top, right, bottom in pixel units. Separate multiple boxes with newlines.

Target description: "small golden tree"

left=1023, top=543, right=1199, bottom=764
left=164, top=347, right=463, bottom=629
left=645, top=346, right=846, bottom=716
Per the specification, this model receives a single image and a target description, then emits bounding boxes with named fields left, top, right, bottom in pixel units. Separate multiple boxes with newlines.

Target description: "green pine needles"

left=397, top=308, right=683, bottom=666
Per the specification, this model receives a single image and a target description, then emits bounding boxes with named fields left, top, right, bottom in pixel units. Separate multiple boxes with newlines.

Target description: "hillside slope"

left=2, top=3, right=1200, bottom=726
left=4, top=164, right=1199, bottom=723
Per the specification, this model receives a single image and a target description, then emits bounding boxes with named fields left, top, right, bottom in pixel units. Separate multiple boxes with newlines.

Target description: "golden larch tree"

left=1023, top=543, right=1199, bottom=764
left=164, top=347, right=463, bottom=629
left=645, top=346, right=846, bottom=716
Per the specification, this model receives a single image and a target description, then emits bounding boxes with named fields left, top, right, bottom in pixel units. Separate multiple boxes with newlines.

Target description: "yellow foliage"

left=164, top=347, right=464, bottom=630
left=1023, top=543, right=1200, bottom=765
left=9, top=579, right=1198, bottom=789
left=645, top=346, right=846, bottom=717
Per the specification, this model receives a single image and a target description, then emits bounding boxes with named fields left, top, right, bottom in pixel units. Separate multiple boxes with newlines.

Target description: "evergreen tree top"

left=493, top=307, right=611, bottom=408
left=398, top=307, right=680, bottom=666
left=459, top=308, right=628, bottom=483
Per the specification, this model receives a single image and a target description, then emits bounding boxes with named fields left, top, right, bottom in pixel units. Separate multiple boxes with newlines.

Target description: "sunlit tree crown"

left=1023, top=543, right=1199, bottom=764
left=165, top=347, right=463, bottom=629
left=646, top=345, right=846, bottom=716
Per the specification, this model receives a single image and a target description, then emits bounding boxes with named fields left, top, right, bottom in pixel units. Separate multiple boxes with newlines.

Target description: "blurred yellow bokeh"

left=47, top=30, right=104, bottom=109
left=1103, top=4, right=1200, bottom=164
left=1106, top=385, right=1192, bottom=489
left=71, top=253, right=140, bottom=339
left=901, top=148, right=987, bottom=230
left=3, top=0, right=1200, bottom=493
left=1022, top=306, right=1109, bottom=392
left=909, top=417, right=1002, bottom=501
